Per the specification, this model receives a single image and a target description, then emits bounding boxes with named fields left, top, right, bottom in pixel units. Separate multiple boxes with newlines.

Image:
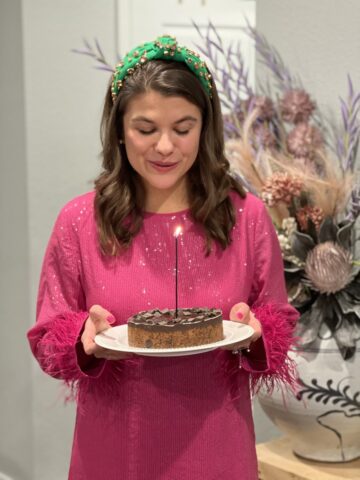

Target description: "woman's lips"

left=148, top=160, right=179, bottom=172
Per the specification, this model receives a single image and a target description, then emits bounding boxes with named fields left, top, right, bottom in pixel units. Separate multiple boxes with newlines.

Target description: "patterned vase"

left=258, top=328, right=360, bottom=462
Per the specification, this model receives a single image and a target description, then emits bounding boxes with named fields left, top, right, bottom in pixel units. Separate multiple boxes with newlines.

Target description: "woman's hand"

left=221, top=302, right=262, bottom=352
left=81, top=305, right=134, bottom=360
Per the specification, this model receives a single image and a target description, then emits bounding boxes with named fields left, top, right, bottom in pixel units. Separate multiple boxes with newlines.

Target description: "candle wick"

left=175, top=234, right=178, bottom=318
left=174, top=226, right=182, bottom=320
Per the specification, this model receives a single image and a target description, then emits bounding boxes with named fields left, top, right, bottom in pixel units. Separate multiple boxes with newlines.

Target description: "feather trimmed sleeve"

left=27, top=206, right=105, bottom=386
left=243, top=202, right=299, bottom=393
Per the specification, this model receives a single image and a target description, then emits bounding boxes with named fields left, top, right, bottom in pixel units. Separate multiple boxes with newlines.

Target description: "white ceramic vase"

left=258, top=329, right=360, bottom=462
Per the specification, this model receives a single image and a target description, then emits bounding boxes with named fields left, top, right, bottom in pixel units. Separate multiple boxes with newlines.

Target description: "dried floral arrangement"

left=74, top=24, right=360, bottom=360
left=193, top=22, right=360, bottom=360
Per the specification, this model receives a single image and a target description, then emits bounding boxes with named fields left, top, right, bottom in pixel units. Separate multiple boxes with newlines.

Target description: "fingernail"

left=106, top=314, right=115, bottom=324
left=236, top=311, right=243, bottom=320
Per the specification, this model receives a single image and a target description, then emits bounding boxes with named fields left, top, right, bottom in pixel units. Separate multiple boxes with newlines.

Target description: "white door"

left=116, top=0, right=256, bottom=90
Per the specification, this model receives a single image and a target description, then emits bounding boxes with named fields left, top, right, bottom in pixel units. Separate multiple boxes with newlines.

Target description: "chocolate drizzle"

left=128, top=307, right=221, bottom=327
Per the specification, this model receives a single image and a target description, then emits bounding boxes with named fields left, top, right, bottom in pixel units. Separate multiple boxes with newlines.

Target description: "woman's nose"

left=154, top=132, right=174, bottom=156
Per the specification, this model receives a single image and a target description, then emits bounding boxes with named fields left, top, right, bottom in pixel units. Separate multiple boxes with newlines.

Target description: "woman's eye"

left=138, top=129, right=155, bottom=135
left=137, top=128, right=190, bottom=136
left=175, top=130, right=190, bottom=136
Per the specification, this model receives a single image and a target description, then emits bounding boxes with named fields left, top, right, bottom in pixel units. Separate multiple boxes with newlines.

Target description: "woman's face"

left=123, top=90, right=202, bottom=210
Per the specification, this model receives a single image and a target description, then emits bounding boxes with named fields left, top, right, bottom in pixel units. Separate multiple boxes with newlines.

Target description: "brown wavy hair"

left=95, top=60, right=246, bottom=255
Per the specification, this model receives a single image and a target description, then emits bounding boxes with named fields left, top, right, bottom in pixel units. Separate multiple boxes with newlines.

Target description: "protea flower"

left=280, top=89, right=316, bottom=124
left=305, top=242, right=352, bottom=294
left=285, top=217, right=360, bottom=360
left=287, top=122, right=324, bottom=158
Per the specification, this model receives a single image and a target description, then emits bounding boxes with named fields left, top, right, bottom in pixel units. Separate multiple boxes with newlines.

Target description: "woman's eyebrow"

left=174, top=116, right=198, bottom=124
left=131, top=115, right=198, bottom=124
left=131, top=116, right=154, bottom=124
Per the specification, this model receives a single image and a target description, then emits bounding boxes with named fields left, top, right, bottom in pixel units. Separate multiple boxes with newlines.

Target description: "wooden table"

left=256, top=437, right=360, bottom=480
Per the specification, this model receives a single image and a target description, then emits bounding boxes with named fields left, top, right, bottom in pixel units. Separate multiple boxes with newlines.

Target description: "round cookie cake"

left=127, top=307, right=223, bottom=349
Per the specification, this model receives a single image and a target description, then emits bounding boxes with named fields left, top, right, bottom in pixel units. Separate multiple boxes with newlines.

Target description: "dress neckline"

left=143, top=208, right=190, bottom=218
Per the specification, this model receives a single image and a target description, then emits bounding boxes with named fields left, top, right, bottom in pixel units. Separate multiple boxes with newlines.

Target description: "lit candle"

left=174, top=226, right=183, bottom=318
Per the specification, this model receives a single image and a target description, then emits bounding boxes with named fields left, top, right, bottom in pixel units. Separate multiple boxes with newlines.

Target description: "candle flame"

left=174, top=226, right=183, bottom=238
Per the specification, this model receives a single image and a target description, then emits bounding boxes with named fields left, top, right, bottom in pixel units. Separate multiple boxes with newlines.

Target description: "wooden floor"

left=256, top=437, right=360, bottom=480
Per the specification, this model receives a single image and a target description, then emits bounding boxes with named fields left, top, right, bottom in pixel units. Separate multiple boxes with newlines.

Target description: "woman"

left=28, top=35, right=298, bottom=480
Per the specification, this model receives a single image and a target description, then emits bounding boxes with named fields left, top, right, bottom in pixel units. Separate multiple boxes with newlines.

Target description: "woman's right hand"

left=81, top=305, right=134, bottom=360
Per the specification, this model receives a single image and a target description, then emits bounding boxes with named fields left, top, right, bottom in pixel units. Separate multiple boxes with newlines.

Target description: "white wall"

left=256, top=0, right=360, bottom=126
left=0, top=1, right=32, bottom=479
left=22, top=1, right=115, bottom=479
left=22, top=1, right=116, bottom=477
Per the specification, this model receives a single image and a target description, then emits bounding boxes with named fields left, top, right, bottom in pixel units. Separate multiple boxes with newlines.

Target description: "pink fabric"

left=28, top=191, right=299, bottom=480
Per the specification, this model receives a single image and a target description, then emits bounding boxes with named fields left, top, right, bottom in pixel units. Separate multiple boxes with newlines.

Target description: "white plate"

left=94, top=320, right=254, bottom=357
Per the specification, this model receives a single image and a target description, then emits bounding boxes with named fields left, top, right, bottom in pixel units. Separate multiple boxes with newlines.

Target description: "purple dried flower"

left=335, top=75, right=360, bottom=172
left=280, top=89, right=316, bottom=124
left=245, top=22, right=299, bottom=92
left=287, top=122, right=324, bottom=158
left=252, top=123, right=277, bottom=150
left=192, top=20, right=253, bottom=126
left=347, top=184, right=360, bottom=221
left=223, top=111, right=244, bottom=139
left=245, top=95, right=275, bottom=121
left=72, top=38, right=115, bottom=72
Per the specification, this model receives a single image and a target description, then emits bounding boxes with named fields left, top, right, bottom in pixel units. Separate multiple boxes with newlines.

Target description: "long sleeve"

left=26, top=193, right=275, bottom=479
left=27, top=205, right=102, bottom=390
left=243, top=202, right=299, bottom=393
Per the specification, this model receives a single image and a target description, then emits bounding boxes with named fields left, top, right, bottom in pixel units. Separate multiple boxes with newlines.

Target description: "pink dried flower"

left=292, top=157, right=318, bottom=173
left=252, top=123, right=277, bottom=150
left=287, top=122, right=324, bottom=158
left=245, top=95, right=275, bottom=121
left=280, top=89, right=316, bottom=124
left=261, top=172, right=303, bottom=206
left=296, top=206, right=325, bottom=232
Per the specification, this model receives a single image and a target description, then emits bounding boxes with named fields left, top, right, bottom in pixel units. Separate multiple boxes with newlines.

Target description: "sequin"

left=36, top=190, right=290, bottom=331
left=30, top=190, right=299, bottom=480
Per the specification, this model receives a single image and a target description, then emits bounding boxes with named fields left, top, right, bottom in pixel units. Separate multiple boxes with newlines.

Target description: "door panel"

left=116, top=0, right=256, bottom=90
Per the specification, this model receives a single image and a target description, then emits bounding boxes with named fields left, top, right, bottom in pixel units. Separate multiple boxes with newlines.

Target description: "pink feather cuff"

left=27, top=311, right=105, bottom=388
left=242, top=304, right=298, bottom=394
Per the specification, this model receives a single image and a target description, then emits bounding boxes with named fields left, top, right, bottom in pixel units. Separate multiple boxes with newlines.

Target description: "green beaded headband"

left=111, top=35, right=213, bottom=102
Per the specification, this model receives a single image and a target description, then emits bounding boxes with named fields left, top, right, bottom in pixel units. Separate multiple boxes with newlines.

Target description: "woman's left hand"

left=221, top=302, right=262, bottom=352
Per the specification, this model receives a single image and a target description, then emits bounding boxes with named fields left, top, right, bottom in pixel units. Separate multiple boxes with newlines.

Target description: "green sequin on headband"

left=111, top=35, right=213, bottom=102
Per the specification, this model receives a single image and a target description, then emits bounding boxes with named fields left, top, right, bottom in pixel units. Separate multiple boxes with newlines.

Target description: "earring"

left=119, top=139, right=124, bottom=144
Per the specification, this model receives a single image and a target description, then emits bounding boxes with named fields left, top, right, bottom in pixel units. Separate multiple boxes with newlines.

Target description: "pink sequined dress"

left=28, top=190, right=298, bottom=480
